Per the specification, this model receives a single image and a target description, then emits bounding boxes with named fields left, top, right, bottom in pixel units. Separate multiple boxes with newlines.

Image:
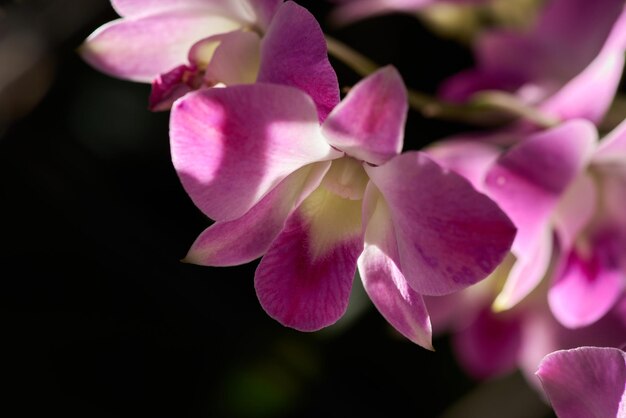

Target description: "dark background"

left=1, top=1, right=555, bottom=417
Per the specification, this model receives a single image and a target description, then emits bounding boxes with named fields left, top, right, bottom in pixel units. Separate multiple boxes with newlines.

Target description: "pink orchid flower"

left=81, top=0, right=339, bottom=118
left=537, top=346, right=626, bottom=418
left=330, top=0, right=485, bottom=25
left=428, top=118, right=626, bottom=328
left=440, top=0, right=626, bottom=124
left=169, top=66, right=516, bottom=348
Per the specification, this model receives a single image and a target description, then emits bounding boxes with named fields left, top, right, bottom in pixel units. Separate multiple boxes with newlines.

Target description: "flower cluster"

left=82, top=0, right=626, bottom=416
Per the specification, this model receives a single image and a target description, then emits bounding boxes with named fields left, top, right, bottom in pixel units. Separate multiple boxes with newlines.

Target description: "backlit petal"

left=81, top=13, right=241, bottom=82
left=170, top=84, right=341, bottom=222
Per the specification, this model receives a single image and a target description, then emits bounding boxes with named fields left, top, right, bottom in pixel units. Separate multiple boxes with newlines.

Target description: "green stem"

left=325, top=35, right=558, bottom=129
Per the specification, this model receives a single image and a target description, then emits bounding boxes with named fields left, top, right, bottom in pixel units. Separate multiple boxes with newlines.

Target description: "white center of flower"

left=320, top=157, right=369, bottom=200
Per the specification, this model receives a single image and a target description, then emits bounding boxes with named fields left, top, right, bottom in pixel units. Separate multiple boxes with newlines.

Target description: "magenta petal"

left=185, top=162, right=330, bottom=266
left=257, top=1, right=340, bottom=122
left=81, top=13, right=240, bottom=82
left=254, top=187, right=364, bottom=332
left=170, top=84, right=341, bottom=222
left=149, top=64, right=195, bottom=111
left=366, top=152, right=516, bottom=296
left=453, top=308, right=523, bottom=379
left=540, top=50, right=625, bottom=123
left=549, top=247, right=625, bottom=329
left=358, top=186, right=432, bottom=348
left=553, top=173, right=597, bottom=252
left=537, top=347, right=626, bottom=418
left=425, top=139, right=500, bottom=191
left=485, top=120, right=596, bottom=258
left=322, top=66, right=407, bottom=165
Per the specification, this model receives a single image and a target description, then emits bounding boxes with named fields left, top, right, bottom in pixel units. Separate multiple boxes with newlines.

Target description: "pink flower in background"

left=428, top=118, right=626, bottom=327
left=169, top=66, right=515, bottom=347
left=441, top=0, right=626, bottom=124
left=81, top=0, right=339, bottom=118
left=330, top=0, right=485, bottom=25
left=423, top=118, right=626, bottom=382
left=537, top=346, right=626, bottom=418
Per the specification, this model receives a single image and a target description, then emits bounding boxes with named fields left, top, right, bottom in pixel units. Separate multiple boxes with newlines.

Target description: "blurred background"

left=0, top=0, right=568, bottom=416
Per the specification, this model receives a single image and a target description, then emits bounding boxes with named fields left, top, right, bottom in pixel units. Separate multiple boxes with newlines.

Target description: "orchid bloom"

left=440, top=0, right=626, bottom=124
left=169, top=66, right=515, bottom=348
left=428, top=118, right=626, bottom=328
left=537, top=347, right=626, bottom=418
left=81, top=0, right=339, bottom=117
left=330, top=0, right=485, bottom=25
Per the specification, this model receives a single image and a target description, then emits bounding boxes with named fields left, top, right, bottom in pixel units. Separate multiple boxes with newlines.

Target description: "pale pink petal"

left=170, top=84, right=341, bottom=222
left=493, top=224, right=553, bottom=311
left=549, top=245, right=625, bottom=329
left=537, top=347, right=626, bottom=418
left=453, top=308, right=523, bottom=379
left=322, top=67, right=407, bottom=165
left=257, top=1, right=340, bottom=122
left=111, top=0, right=214, bottom=17
left=553, top=173, right=597, bottom=252
left=254, top=185, right=364, bottom=331
left=185, top=162, right=330, bottom=266
left=358, top=186, right=432, bottom=348
left=81, top=13, right=241, bottom=82
left=204, top=30, right=262, bottom=85
left=425, top=139, right=500, bottom=191
left=485, top=120, right=596, bottom=259
left=366, top=152, right=516, bottom=296
left=540, top=50, right=625, bottom=123
left=111, top=0, right=281, bottom=27
left=595, top=118, right=626, bottom=163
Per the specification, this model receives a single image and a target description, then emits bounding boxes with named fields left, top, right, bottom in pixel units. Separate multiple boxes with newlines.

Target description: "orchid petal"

left=366, top=152, right=516, bottom=296
left=549, top=246, right=625, bottom=329
left=494, top=226, right=553, bottom=311
left=358, top=186, right=432, bottom=348
left=257, top=1, right=340, bottom=122
left=111, top=0, right=214, bottom=17
left=453, top=308, right=523, bottom=379
left=553, top=173, right=597, bottom=252
left=425, top=139, right=500, bottom=191
left=322, top=66, right=407, bottom=164
left=540, top=50, right=625, bottom=123
left=595, top=118, right=626, bottom=163
left=148, top=64, right=195, bottom=111
left=204, top=30, right=262, bottom=85
left=485, top=120, right=596, bottom=259
left=185, top=162, right=330, bottom=266
left=254, top=185, right=364, bottom=331
left=537, top=347, right=626, bottom=418
left=81, top=13, right=241, bottom=82
left=170, top=84, right=341, bottom=222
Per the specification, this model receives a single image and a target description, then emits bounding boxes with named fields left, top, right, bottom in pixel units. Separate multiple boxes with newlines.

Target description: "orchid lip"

left=320, top=156, right=369, bottom=200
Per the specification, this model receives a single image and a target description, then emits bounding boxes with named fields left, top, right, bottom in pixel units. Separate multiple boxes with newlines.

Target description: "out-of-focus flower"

left=428, top=119, right=626, bottom=326
left=424, top=118, right=626, bottom=382
left=169, top=66, right=516, bottom=348
left=536, top=346, right=626, bottom=418
left=441, top=0, right=626, bottom=124
left=329, top=0, right=485, bottom=26
left=81, top=0, right=339, bottom=118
